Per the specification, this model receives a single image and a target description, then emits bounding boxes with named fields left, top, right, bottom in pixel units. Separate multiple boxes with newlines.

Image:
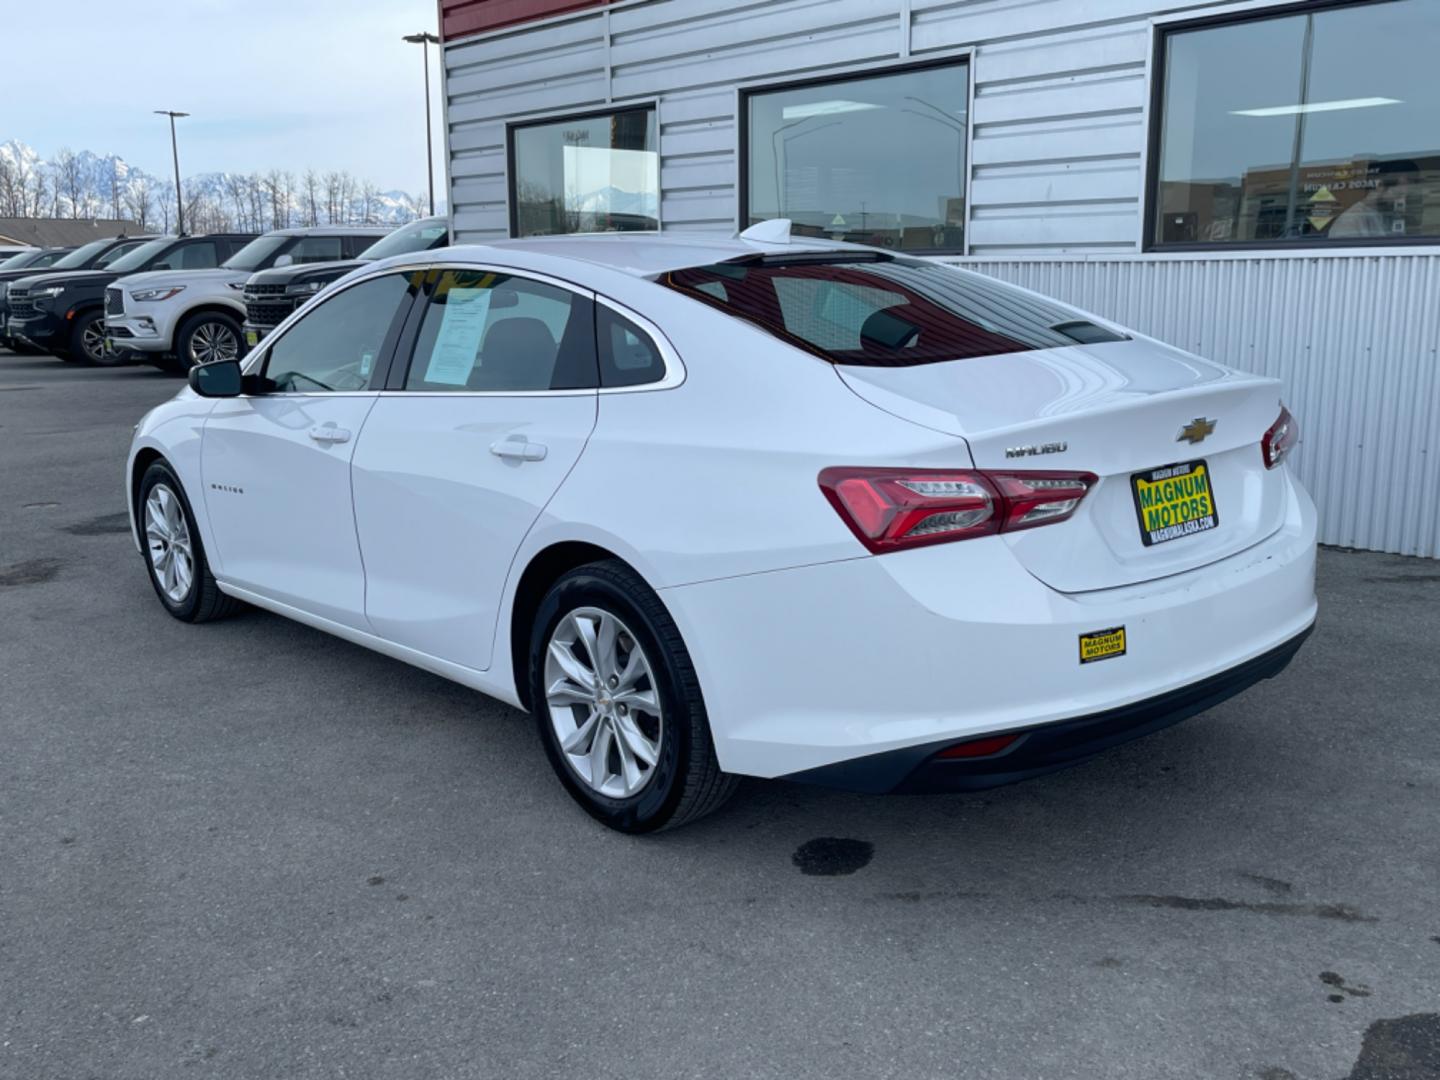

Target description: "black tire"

left=137, top=461, right=243, bottom=623
left=69, top=310, right=111, bottom=365
left=529, top=560, right=738, bottom=833
left=173, top=311, right=242, bottom=372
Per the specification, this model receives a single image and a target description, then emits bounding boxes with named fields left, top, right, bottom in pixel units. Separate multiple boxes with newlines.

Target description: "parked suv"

left=7, top=234, right=253, bottom=364
left=242, top=218, right=447, bottom=347
left=104, top=227, right=386, bottom=371
left=0, top=238, right=143, bottom=352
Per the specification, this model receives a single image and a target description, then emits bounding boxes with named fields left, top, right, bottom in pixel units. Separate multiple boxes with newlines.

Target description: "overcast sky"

left=0, top=0, right=443, bottom=195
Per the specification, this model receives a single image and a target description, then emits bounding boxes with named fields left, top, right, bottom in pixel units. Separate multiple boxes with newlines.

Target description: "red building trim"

left=440, top=0, right=609, bottom=42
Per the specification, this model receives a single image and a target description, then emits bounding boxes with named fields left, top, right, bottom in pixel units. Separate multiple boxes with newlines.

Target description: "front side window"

left=404, top=269, right=596, bottom=392
left=510, top=107, right=659, bottom=237
left=664, top=255, right=1124, bottom=367
left=1153, top=0, right=1440, bottom=247
left=157, top=241, right=218, bottom=270
left=262, top=273, right=417, bottom=392
left=745, top=62, right=970, bottom=253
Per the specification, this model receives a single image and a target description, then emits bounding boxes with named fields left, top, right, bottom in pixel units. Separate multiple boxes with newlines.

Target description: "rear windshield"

left=663, top=255, right=1126, bottom=366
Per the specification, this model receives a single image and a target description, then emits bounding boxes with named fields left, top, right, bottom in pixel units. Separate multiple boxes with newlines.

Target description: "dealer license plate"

left=1131, top=460, right=1218, bottom=546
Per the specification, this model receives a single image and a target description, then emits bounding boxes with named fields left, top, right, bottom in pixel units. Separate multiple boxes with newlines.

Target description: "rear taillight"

left=1262, top=405, right=1299, bottom=469
left=818, top=467, right=1096, bottom=553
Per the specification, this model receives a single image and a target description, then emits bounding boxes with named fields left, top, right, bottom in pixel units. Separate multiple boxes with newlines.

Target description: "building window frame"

left=736, top=50, right=976, bottom=257
left=1144, top=0, right=1439, bottom=253
left=505, top=99, right=662, bottom=239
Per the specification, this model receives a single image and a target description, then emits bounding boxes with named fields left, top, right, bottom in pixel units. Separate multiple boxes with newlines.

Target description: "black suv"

left=7, top=233, right=255, bottom=364
left=242, top=217, right=450, bottom=347
left=0, top=238, right=141, bottom=352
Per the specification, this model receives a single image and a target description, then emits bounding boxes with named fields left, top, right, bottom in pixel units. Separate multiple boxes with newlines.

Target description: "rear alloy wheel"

left=176, top=313, right=241, bottom=371
left=530, top=560, right=738, bottom=833
left=71, top=311, right=114, bottom=365
left=137, top=461, right=243, bottom=623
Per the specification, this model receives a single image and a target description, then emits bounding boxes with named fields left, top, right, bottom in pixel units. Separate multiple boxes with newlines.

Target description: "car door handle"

left=308, top=425, right=352, bottom=445
left=490, top=436, right=547, bottom=462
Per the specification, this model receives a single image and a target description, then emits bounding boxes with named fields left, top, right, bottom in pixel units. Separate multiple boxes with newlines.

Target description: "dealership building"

left=438, top=0, right=1440, bottom=558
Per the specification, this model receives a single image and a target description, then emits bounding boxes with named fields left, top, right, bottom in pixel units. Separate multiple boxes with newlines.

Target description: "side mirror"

left=189, top=359, right=244, bottom=397
left=273, top=254, right=294, bottom=268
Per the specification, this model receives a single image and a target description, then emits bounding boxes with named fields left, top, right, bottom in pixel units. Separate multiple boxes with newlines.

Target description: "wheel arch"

left=509, top=540, right=639, bottom=712
left=178, top=301, right=246, bottom=326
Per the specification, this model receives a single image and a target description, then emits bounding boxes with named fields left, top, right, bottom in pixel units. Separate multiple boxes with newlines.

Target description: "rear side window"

left=597, top=307, right=665, bottom=388
left=288, top=236, right=345, bottom=264
left=663, top=256, right=1126, bottom=366
left=403, top=269, right=596, bottom=392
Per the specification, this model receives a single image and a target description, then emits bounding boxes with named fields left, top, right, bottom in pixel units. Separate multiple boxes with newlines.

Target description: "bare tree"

left=52, top=149, right=82, bottom=218
left=302, top=169, right=321, bottom=227
left=107, top=161, right=124, bottom=219
left=124, top=176, right=154, bottom=231
left=156, top=181, right=176, bottom=233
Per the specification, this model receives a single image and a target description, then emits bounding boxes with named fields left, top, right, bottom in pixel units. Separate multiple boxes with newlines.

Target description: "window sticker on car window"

left=360, top=350, right=375, bottom=377
left=424, top=287, right=492, bottom=385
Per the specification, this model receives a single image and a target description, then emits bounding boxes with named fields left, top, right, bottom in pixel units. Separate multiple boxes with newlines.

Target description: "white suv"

left=104, top=227, right=387, bottom=371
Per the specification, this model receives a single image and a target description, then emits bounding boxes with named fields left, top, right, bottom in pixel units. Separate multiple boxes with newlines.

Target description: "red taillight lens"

left=819, top=467, right=1097, bottom=553
left=1262, top=405, right=1299, bottom=469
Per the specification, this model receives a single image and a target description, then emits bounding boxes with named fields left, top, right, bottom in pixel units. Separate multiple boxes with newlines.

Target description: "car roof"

left=432, top=231, right=876, bottom=279
left=265, top=226, right=392, bottom=237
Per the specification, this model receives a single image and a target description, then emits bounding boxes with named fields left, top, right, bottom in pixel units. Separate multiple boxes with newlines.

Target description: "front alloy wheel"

left=187, top=319, right=239, bottom=366
left=544, top=607, right=664, bottom=798
left=144, top=484, right=194, bottom=603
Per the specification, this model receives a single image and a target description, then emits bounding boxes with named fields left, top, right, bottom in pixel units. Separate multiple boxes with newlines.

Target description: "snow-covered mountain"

left=0, top=139, right=435, bottom=225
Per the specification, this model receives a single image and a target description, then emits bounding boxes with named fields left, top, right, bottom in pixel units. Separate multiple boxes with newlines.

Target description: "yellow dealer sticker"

left=1079, top=626, right=1126, bottom=664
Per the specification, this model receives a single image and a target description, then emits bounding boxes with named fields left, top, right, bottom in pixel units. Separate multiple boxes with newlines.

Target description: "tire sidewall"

left=530, top=568, right=692, bottom=832
left=178, top=313, right=241, bottom=371
left=137, top=462, right=207, bottom=620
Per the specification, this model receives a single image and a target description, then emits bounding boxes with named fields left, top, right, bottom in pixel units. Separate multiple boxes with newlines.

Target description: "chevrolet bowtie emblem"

left=1177, top=417, right=1217, bottom=445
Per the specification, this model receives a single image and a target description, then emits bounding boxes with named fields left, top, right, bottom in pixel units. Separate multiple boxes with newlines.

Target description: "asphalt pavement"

left=2, top=349, right=1438, bottom=1080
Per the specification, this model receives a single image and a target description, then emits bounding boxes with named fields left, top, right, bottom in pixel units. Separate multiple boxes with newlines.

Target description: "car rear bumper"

left=661, top=468, right=1318, bottom=782
left=783, top=624, right=1311, bottom=793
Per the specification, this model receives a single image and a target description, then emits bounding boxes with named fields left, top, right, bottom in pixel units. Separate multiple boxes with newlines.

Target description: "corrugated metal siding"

left=954, top=254, right=1440, bottom=558
left=442, top=0, right=1212, bottom=246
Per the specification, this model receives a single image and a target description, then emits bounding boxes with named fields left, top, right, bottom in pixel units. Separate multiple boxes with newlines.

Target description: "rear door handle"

left=490, top=436, right=548, bottom=462
left=308, top=425, right=352, bottom=445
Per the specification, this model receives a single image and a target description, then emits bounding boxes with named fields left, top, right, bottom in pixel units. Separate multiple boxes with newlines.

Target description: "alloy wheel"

left=80, top=320, right=105, bottom=362
left=188, top=321, right=239, bottom=366
left=544, top=607, right=664, bottom=798
left=144, top=484, right=194, bottom=603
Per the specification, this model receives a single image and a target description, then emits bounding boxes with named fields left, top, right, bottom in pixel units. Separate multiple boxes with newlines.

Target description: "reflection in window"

left=1155, top=0, right=1440, bottom=246
left=745, top=63, right=969, bottom=253
left=511, top=108, right=659, bottom=237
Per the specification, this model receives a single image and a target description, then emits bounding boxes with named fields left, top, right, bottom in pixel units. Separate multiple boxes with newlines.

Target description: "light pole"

left=154, top=110, right=189, bottom=234
left=402, top=31, right=440, bottom=216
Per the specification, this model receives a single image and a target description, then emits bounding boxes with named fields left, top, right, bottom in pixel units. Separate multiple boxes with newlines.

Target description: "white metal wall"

left=442, top=0, right=1440, bottom=557
left=444, top=0, right=1195, bottom=251
left=956, top=253, right=1440, bottom=557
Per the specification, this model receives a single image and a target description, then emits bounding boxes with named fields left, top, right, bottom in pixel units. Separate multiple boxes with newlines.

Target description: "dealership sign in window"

left=1153, top=0, right=1440, bottom=247
left=511, top=108, right=659, bottom=237
left=744, top=61, right=969, bottom=254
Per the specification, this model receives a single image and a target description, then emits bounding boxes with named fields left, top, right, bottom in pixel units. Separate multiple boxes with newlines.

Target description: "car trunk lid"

left=836, top=338, right=1290, bottom=592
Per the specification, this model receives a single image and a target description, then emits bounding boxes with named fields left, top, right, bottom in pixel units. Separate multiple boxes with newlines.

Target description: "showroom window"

left=1151, top=0, right=1440, bottom=247
left=743, top=60, right=970, bottom=254
left=509, top=106, right=659, bottom=237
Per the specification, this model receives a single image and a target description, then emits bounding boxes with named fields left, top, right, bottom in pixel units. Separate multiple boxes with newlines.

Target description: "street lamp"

left=154, top=110, right=189, bottom=234
left=402, top=31, right=440, bottom=216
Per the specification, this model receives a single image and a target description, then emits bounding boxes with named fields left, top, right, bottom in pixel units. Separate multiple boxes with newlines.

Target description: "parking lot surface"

left=2, top=350, right=1438, bottom=1080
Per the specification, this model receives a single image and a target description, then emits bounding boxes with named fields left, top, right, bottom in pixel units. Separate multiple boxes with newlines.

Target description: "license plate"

left=1079, top=626, right=1126, bottom=664
left=245, top=330, right=258, bottom=347
left=1131, top=460, right=1218, bottom=546
left=104, top=337, right=113, bottom=351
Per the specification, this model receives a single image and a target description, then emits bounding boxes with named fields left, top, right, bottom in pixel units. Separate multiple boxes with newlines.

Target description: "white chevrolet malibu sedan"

left=126, top=227, right=1317, bottom=832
